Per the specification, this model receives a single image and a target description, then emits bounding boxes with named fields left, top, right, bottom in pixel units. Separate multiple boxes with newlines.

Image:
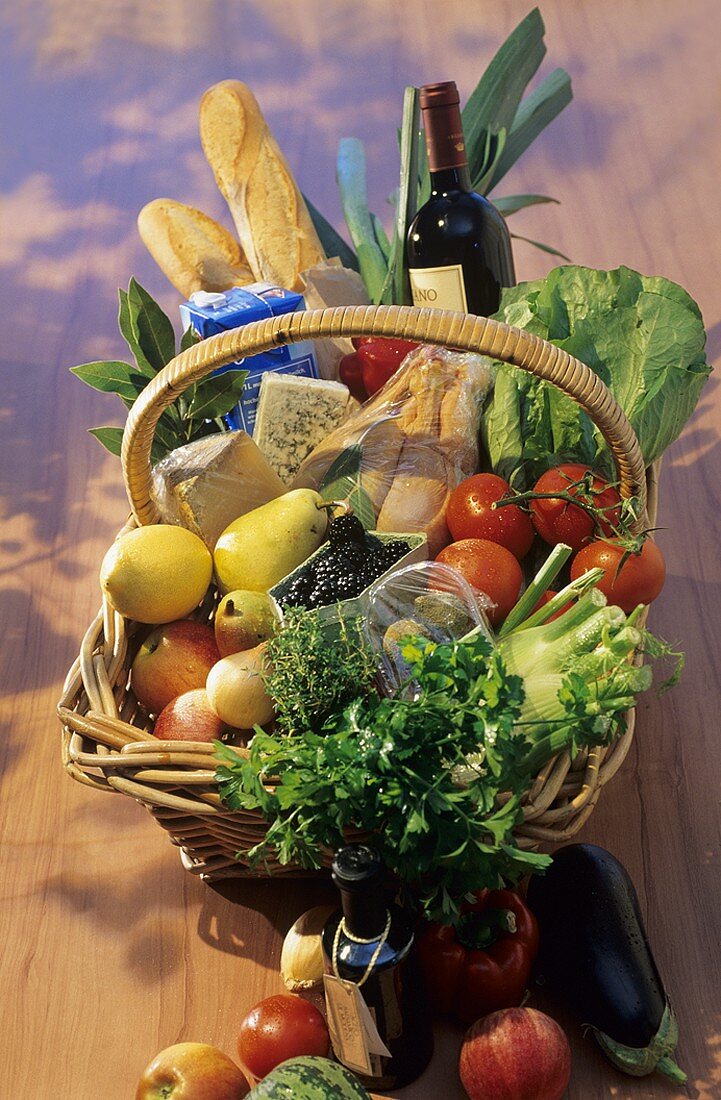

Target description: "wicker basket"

left=58, top=304, right=657, bottom=880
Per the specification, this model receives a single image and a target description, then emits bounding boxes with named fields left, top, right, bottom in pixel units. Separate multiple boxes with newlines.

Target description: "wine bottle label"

left=409, top=265, right=468, bottom=312
left=323, top=974, right=392, bottom=1076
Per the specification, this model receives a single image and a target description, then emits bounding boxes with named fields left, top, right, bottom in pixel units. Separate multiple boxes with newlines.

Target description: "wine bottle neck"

left=340, top=884, right=388, bottom=941
left=429, top=164, right=472, bottom=194
left=421, top=83, right=468, bottom=177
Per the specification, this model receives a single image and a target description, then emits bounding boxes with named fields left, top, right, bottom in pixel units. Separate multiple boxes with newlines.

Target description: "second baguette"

left=138, top=197, right=253, bottom=298
left=199, top=80, right=325, bottom=290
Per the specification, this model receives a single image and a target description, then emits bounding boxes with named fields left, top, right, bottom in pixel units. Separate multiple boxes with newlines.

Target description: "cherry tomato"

left=435, top=539, right=523, bottom=627
left=529, top=464, right=621, bottom=550
left=356, top=337, right=419, bottom=396
left=446, top=473, right=535, bottom=559
left=237, top=994, right=330, bottom=1080
left=570, top=539, right=666, bottom=613
left=338, top=352, right=368, bottom=402
left=532, top=590, right=572, bottom=622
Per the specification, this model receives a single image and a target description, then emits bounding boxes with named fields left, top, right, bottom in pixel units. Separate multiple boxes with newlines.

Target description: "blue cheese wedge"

left=253, top=373, right=357, bottom=483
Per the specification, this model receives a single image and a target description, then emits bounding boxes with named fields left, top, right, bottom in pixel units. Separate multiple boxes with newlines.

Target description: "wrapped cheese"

left=151, top=430, right=286, bottom=549
left=299, top=259, right=370, bottom=380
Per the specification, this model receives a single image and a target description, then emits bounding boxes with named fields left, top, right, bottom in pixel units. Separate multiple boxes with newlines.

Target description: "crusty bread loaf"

left=137, top=197, right=253, bottom=298
left=199, top=80, right=325, bottom=290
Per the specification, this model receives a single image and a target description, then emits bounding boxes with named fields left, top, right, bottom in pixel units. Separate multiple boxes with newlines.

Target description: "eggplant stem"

left=591, top=1004, right=686, bottom=1083
left=656, top=1056, right=688, bottom=1084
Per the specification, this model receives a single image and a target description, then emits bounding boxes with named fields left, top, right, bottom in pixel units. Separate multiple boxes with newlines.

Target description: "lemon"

left=100, top=525, right=213, bottom=624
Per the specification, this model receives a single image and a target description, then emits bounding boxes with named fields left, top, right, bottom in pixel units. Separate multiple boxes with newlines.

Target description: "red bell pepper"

left=338, top=351, right=368, bottom=402
left=415, top=889, right=539, bottom=1024
left=354, top=337, right=419, bottom=397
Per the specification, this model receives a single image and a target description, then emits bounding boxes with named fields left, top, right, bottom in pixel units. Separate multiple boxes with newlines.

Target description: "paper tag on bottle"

left=323, top=974, right=392, bottom=1075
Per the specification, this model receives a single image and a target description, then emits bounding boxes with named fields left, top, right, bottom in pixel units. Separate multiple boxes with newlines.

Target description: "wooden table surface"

left=1, top=2, right=720, bottom=1097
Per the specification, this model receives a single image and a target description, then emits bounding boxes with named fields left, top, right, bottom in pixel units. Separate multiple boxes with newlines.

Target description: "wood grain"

left=1, top=2, right=719, bottom=1098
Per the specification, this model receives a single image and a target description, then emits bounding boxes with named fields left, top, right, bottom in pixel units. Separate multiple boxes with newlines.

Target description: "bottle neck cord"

left=332, top=910, right=392, bottom=989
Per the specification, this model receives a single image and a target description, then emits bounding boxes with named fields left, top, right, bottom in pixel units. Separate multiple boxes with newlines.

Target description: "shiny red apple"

left=459, top=1008, right=571, bottom=1100
left=153, top=689, right=226, bottom=742
left=132, top=619, right=220, bottom=715
left=135, top=1042, right=250, bottom=1099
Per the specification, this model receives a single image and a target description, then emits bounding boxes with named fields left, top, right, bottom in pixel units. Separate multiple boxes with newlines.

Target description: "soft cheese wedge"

left=151, top=431, right=286, bottom=549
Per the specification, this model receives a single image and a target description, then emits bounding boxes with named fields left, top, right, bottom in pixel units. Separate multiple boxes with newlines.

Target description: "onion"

left=280, top=906, right=335, bottom=991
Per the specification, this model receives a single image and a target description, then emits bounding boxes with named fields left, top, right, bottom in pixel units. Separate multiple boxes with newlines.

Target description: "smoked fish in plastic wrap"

left=291, top=346, right=495, bottom=556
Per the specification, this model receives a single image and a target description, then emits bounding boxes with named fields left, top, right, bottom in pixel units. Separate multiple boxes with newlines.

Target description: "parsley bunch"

left=217, top=632, right=553, bottom=922
left=215, top=579, right=680, bottom=921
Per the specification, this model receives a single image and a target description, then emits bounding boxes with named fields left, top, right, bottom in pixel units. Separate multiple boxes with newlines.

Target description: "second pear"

left=214, top=488, right=328, bottom=593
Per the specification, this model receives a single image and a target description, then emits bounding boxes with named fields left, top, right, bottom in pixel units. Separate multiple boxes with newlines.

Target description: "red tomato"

left=237, top=994, right=329, bottom=1080
left=435, top=539, right=523, bottom=627
left=530, top=464, right=621, bottom=550
left=356, top=337, right=419, bottom=396
left=532, top=590, right=571, bottom=622
left=570, top=539, right=666, bottom=613
left=446, top=473, right=534, bottom=559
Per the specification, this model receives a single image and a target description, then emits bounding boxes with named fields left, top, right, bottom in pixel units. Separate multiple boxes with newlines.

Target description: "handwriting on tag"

left=323, top=974, right=391, bottom=1076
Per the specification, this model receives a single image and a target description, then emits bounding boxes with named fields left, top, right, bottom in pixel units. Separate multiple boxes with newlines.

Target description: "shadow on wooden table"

left=0, top=715, right=25, bottom=783
left=43, top=850, right=189, bottom=985
left=195, top=873, right=337, bottom=960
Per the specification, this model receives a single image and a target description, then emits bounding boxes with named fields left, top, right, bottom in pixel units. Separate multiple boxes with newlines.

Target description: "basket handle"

left=122, top=304, right=647, bottom=529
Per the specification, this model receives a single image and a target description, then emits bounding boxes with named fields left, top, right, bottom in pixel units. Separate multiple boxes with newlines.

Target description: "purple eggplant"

left=527, top=844, right=686, bottom=1083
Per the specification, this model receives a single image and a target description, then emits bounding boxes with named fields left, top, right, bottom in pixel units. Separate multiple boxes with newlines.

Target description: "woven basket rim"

left=58, top=304, right=659, bottom=876
left=121, top=304, right=648, bottom=532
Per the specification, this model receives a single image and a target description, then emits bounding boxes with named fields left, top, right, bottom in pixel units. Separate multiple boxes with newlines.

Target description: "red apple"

left=135, top=1042, right=250, bottom=1099
left=132, top=619, right=220, bottom=715
left=459, top=1008, right=571, bottom=1100
left=154, top=689, right=226, bottom=742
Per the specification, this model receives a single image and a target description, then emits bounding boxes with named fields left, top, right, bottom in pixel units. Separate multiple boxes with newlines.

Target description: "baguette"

left=199, top=80, right=325, bottom=290
left=137, top=197, right=253, bottom=299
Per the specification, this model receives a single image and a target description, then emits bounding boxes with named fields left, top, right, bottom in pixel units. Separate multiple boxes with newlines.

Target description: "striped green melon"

left=247, top=1056, right=371, bottom=1099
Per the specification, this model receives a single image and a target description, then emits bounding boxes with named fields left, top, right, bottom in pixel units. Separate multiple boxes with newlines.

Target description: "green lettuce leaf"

left=482, top=265, right=711, bottom=484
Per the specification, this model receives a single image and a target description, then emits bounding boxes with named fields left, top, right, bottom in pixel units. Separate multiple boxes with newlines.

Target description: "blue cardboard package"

left=179, top=283, right=318, bottom=432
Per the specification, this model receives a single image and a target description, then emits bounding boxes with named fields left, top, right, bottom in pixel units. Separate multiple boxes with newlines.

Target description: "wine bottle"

left=407, top=80, right=516, bottom=314
left=322, top=845, right=433, bottom=1090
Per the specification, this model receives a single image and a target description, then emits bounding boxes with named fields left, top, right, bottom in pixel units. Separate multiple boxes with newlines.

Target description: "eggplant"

left=527, top=844, right=686, bottom=1083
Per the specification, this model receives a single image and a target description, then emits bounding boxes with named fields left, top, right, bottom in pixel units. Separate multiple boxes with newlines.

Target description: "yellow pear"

left=214, top=590, right=279, bottom=656
left=213, top=488, right=327, bottom=593
left=206, top=643, right=275, bottom=728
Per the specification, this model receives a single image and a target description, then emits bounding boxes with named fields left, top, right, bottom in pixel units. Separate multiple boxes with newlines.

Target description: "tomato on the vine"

left=237, top=994, right=329, bottom=1080
left=446, top=473, right=535, bottom=559
left=530, top=464, right=621, bottom=550
left=435, top=539, right=523, bottom=627
left=570, top=539, right=666, bottom=613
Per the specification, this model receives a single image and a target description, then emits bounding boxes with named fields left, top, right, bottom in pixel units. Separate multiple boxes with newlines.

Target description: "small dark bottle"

left=407, top=80, right=516, bottom=315
left=322, top=845, right=433, bottom=1090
